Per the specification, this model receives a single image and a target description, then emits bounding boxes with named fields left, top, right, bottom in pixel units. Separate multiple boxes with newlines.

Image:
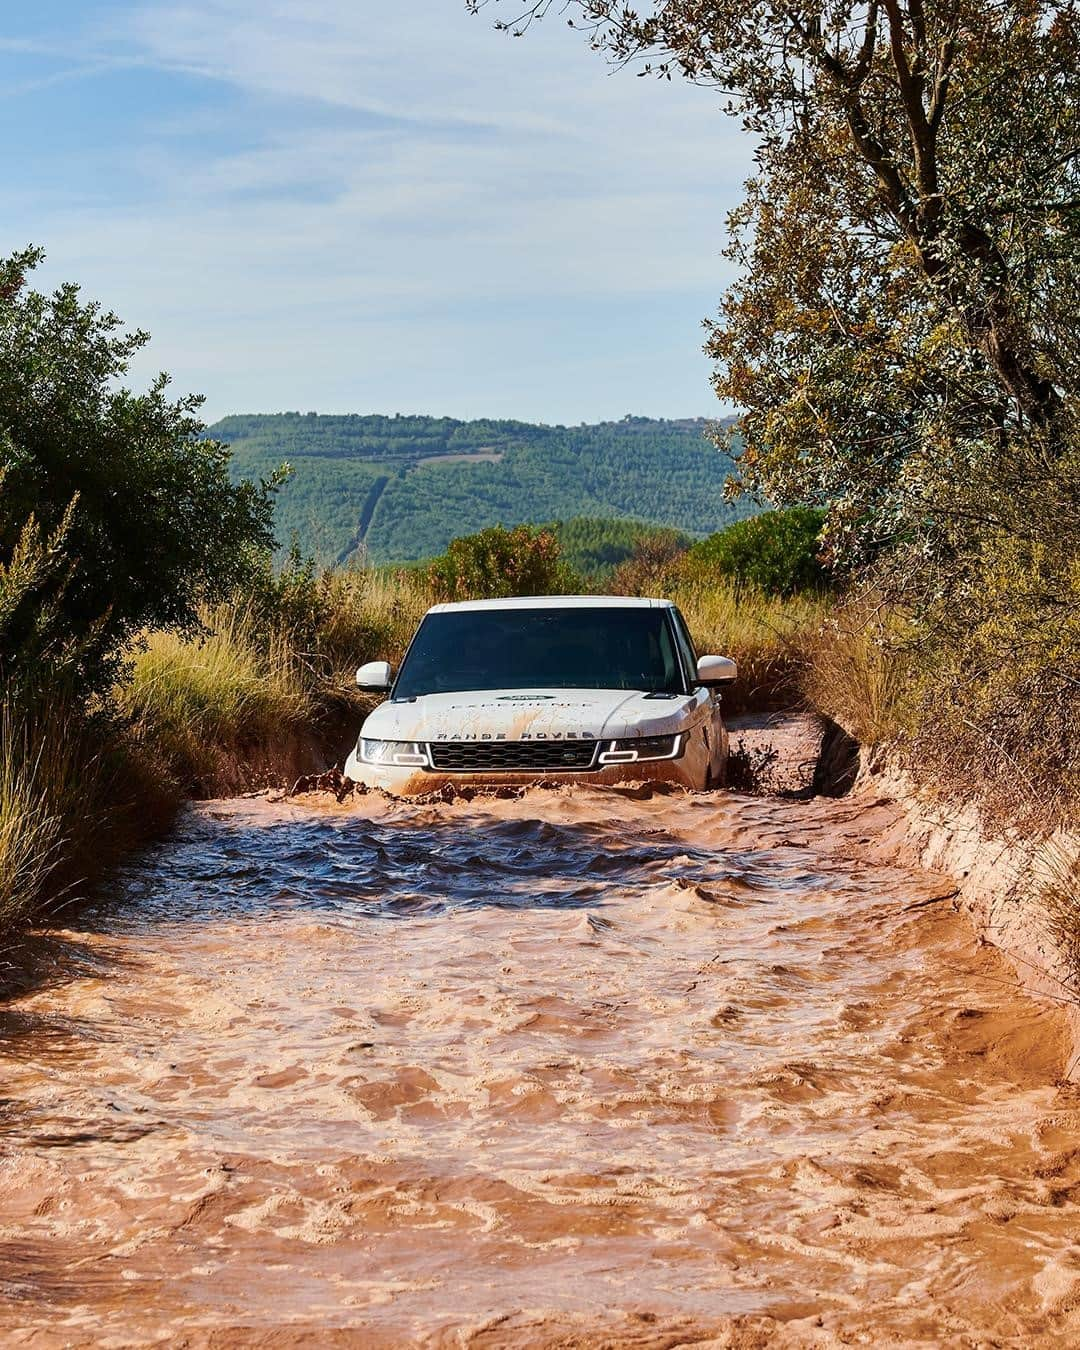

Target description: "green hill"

left=210, top=412, right=750, bottom=564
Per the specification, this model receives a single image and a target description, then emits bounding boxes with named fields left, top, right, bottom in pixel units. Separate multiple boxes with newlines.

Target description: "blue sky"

left=2, top=2, right=752, bottom=423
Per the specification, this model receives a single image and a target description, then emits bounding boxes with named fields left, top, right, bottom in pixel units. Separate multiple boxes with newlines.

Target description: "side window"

left=655, top=618, right=679, bottom=691
left=669, top=608, right=699, bottom=689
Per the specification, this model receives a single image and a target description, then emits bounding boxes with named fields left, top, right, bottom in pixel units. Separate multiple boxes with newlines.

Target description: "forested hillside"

left=211, top=412, right=749, bottom=562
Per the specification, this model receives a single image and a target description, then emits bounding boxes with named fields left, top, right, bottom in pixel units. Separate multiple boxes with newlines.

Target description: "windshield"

left=393, top=607, right=687, bottom=698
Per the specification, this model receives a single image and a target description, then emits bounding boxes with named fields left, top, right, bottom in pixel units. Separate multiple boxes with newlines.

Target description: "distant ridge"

left=210, top=412, right=750, bottom=564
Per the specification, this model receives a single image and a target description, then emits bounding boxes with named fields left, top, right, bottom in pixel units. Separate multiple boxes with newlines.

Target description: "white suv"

left=344, top=596, right=737, bottom=795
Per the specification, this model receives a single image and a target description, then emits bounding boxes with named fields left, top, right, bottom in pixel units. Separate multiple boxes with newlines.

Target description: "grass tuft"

left=0, top=709, right=64, bottom=930
left=798, top=606, right=914, bottom=746
left=0, top=691, right=176, bottom=933
left=1038, top=840, right=1080, bottom=999
left=118, top=605, right=315, bottom=795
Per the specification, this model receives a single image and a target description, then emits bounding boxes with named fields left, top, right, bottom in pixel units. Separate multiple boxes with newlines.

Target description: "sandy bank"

left=729, top=712, right=1079, bottom=1078
left=860, top=753, right=1080, bottom=1080
left=787, top=717, right=1080, bottom=1081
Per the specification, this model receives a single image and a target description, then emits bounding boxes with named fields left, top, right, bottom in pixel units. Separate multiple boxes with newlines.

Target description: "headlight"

left=598, top=733, right=683, bottom=764
left=360, top=739, right=430, bottom=767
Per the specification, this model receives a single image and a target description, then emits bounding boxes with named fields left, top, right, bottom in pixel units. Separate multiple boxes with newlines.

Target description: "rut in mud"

left=1, top=770, right=1080, bottom=1346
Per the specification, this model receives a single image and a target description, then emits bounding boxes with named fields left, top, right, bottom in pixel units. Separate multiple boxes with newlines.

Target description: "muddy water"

left=2, top=785, right=1080, bottom=1348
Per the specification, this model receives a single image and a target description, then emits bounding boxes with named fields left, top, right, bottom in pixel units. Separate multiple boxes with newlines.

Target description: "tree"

left=473, top=1, right=1080, bottom=812
left=471, top=1, right=1080, bottom=561
left=0, top=248, right=280, bottom=692
left=688, top=507, right=829, bottom=594
left=427, top=524, right=574, bottom=599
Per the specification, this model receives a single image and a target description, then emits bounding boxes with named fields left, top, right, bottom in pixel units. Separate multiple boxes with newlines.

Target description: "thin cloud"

left=4, top=0, right=752, bottom=421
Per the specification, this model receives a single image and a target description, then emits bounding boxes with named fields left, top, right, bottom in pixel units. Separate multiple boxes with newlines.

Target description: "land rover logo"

left=497, top=694, right=554, bottom=701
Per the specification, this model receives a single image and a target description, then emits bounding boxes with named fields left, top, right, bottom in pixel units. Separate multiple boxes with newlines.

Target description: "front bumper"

left=343, top=732, right=721, bottom=797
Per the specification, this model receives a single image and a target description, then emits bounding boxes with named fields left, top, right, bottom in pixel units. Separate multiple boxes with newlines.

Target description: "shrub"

left=609, top=531, right=691, bottom=596
left=901, top=523, right=1080, bottom=829
left=0, top=247, right=279, bottom=696
left=427, top=524, right=574, bottom=601
left=687, top=507, right=829, bottom=596
left=551, top=517, right=693, bottom=578
left=245, top=547, right=435, bottom=691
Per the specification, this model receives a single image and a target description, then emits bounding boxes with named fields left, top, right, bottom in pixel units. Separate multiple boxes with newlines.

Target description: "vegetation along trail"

left=2, top=760, right=1079, bottom=1349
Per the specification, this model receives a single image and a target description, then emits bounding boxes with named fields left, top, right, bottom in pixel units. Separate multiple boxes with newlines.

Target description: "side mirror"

left=356, top=660, right=393, bottom=692
left=696, top=654, right=738, bottom=687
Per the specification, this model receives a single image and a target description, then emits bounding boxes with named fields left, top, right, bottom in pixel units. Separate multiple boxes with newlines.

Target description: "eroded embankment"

left=797, top=713, right=1080, bottom=1082
left=734, top=713, right=1080, bottom=1078
left=865, top=765, right=1080, bottom=1074
left=1, top=771, right=1079, bottom=1347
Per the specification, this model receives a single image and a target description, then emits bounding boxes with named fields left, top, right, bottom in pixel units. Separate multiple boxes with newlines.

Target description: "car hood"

left=360, top=689, right=700, bottom=744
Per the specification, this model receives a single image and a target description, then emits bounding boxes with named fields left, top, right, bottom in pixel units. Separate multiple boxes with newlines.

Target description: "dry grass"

left=112, top=569, right=825, bottom=804
left=302, top=567, right=435, bottom=688
left=110, top=571, right=433, bottom=798
left=666, top=578, right=829, bottom=712
left=1037, top=839, right=1080, bottom=1000
left=798, top=605, right=914, bottom=745
left=117, top=604, right=315, bottom=794
left=0, top=709, right=64, bottom=930
left=321, top=568, right=828, bottom=714
left=0, top=693, right=176, bottom=933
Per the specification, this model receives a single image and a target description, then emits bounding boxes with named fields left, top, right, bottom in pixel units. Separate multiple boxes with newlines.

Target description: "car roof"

left=426, top=595, right=675, bottom=614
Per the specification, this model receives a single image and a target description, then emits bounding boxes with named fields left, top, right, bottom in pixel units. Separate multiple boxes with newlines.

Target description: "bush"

left=0, top=248, right=281, bottom=930
left=551, top=517, right=693, bottom=578
left=244, top=546, right=435, bottom=691
left=609, top=531, right=691, bottom=596
left=0, top=247, right=279, bottom=696
left=427, top=524, right=574, bottom=601
left=687, top=507, right=829, bottom=596
left=902, top=522, right=1080, bottom=829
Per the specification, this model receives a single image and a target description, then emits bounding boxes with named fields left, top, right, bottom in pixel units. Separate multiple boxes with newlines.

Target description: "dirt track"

left=1, top=746, right=1079, bottom=1346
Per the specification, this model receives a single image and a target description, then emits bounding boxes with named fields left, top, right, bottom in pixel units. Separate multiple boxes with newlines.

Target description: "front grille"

left=428, top=740, right=599, bottom=773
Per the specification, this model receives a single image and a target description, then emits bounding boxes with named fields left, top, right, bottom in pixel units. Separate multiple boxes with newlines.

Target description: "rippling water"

left=0, top=785, right=1078, bottom=1346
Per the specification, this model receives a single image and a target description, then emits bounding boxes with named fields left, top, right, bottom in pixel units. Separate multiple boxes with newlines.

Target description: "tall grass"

left=0, top=710, right=63, bottom=930
left=670, top=577, right=829, bottom=711
left=117, top=605, right=315, bottom=794
left=319, top=565, right=829, bottom=714
left=0, top=691, right=176, bottom=933
left=799, top=606, right=914, bottom=746
left=296, top=567, right=435, bottom=686
left=1039, top=840, right=1080, bottom=998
